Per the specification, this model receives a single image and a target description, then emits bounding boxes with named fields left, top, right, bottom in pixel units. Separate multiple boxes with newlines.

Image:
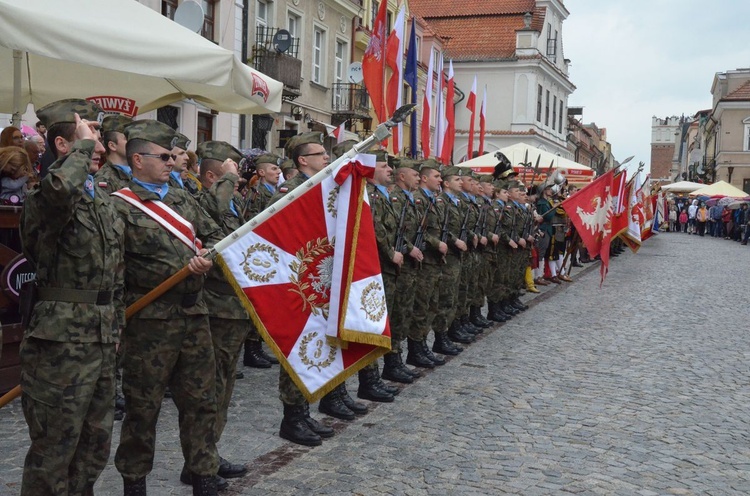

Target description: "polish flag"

left=440, top=60, right=455, bottom=165
left=466, top=75, right=477, bottom=159
left=385, top=5, right=406, bottom=154
left=434, top=53, right=444, bottom=161
left=479, top=85, right=486, bottom=155
left=421, top=50, right=434, bottom=158
left=362, top=0, right=388, bottom=123
left=330, top=121, right=346, bottom=144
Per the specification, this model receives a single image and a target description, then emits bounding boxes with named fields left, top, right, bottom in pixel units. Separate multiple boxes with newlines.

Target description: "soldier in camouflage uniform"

left=431, top=167, right=473, bottom=346
left=268, top=132, right=339, bottom=445
left=471, top=175, right=502, bottom=325
left=168, top=133, right=191, bottom=190
left=487, top=180, right=516, bottom=320
left=241, top=154, right=282, bottom=369
left=191, top=141, right=252, bottom=489
left=409, top=160, right=462, bottom=359
left=453, top=169, right=483, bottom=338
left=112, top=120, right=224, bottom=496
left=19, top=99, right=125, bottom=496
left=508, top=182, right=531, bottom=312
left=95, top=114, right=133, bottom=193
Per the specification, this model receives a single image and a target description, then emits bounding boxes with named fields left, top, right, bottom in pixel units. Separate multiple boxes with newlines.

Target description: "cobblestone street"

left=2, top=232, right=750, bottom=495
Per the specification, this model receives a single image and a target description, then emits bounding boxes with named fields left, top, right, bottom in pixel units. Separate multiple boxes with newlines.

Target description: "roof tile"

left=724, top=80, right=750, bottom=101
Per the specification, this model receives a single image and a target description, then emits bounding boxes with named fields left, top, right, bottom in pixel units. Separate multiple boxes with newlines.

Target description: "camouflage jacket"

left=459, top=192, right=480, bottom=250
left=496, top=200, right=516, bottom=247
left=413, top=188, right=444, bottom=265
left=367, top=183, right=400, bottom=275
left=270, top=172, right=307, bottom=205
left=112, top=181, right=224, bottom=319
left=196, top=173, right=249, bottom=320
left=94, top=160, right=131, bottom=193
left=438, top=192, right=466, bottom=257
left=247, top=181, right=275, bottom=220
left=21, top=140, right=125, bottom=343
left=390, top=187, right=420, bottom=255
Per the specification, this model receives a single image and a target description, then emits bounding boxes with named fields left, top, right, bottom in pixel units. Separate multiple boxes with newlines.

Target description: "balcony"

left=331, top=83, right=370, bottom=120
left=252, top=26, right=302, bottom=100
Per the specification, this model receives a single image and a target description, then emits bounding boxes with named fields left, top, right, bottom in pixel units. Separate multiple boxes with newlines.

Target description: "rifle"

left=494, top=201, right=506, bottom=236
left=474, top=202, right=489, bottom=250
left=393, top=199, right=409, bottom=274
left=458, top=205, right=471, bottom=244
left=413, top=202, right=431, bottom=252
left=509, top=203, right=519, bottom=243
left=439, top=200, right=451, bottom=263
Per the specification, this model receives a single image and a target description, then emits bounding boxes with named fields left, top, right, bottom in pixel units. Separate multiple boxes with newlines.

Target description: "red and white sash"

left=112, top=188, right=203, bottom=253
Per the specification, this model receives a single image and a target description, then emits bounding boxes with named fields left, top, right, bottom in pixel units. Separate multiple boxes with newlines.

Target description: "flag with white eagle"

left=216, top=154, right=391, bottom=402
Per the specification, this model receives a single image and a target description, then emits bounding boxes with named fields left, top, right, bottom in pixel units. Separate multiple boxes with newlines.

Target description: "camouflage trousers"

left=457, top=251, right=478, bottom=316
left=390, top=263, right=418, bottom=350
left=409, top=262, right=442, bottom=341
left=210, top=317, right=249, bottom=442
left=509, top=249, right=529, bottom=297
left=116, top=316, right=218, bottom=481
left=491, top=246, right=512, bottom=303
left=432, top=254, right=462, bottom=332
left=20, top=338, right=116, bottom=496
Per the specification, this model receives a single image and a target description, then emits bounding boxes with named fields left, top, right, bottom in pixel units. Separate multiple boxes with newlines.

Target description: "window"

left=257, top=0, right=269, bottom=29
left=312, top=27, right=326, bottom=84
left=162, top=0, right=178, bottom=19
left=743, top=118, right=750, bottom=151
left=287, top=11, right=301, bottom=43
left=197, top=112, right=214, bottom=143
left=536, top=85, right=543, bottom=122
left=334, top=40, right=347, bottom=106
left=552, top=96, right=557, bottom=131
left=545, top=90, right=550, bottom=126
left=415, top=36, right=422, bottom=63
left=201, top=0, right=216, bottom=41
left=559, top=100, right=564, bottom=132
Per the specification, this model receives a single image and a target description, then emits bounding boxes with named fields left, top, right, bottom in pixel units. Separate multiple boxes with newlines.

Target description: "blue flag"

left=404, top=17, right=418, bottom=158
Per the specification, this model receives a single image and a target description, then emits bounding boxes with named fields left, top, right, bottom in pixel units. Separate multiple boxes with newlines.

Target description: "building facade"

left=650, top=116, right=681, bottom=184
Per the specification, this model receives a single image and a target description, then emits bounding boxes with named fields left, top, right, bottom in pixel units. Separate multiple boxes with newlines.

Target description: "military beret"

left=174, top=132, right=191, bottom=150
left=285, top=131, right=324, bottom=156
left=419, top=158, right=442, bottom=173
left=101, top=114, right=132, bottom=134
left=441, top=166, right=462, bottom=179
left=372, top=149, right=389, bottom=163
left=280, top=158, right=296, bottom=172
left=196, top=140, right=243, bottom=163
left=478, top=174, right=494, bottom=184
left=255, top=153, right=282, bottom=166
left=331, top=139, right=358, bottom=159
left=36, top=98, right=105, bottom=129
left=124, top=119, right=178, bottom=150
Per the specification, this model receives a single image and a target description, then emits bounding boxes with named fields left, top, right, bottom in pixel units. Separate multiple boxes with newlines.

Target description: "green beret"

left=124, top=119, right=178, bottom=150
left=174, top=132, right=191, bottom=150
left=36, top=98, right=105, bottom=129
left=101, top=114, right=132, bottom=134
left=419, top=158, right=442, bottom=173
left=479, top=174, right=494, bottom=184
left=372, top=149, right=389, bottom=163
left=280, top=158, right=295, bottom=172
left=254, top=153, right=282, bottom=166
left=441, top=166, right=461, bottom=179
left=196, top=140, right=243, bottom=163
left=331, top=139, right=358, bottom=159
left=285, top=131, right=324, bottom=156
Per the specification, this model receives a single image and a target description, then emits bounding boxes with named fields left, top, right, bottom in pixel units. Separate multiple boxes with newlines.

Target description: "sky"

left=564, top=0, right=750, bottom=176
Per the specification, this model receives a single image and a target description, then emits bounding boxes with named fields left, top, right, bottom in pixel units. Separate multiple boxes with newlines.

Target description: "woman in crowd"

left=0, top=146, right=35, bottom=203
left=679, top=209, right=688, bottom=233
left=695, top=202, right=708, bottom=236
left=0, top=126, right=24, bottom=148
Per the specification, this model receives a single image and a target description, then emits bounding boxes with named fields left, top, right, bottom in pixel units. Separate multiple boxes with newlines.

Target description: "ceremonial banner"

left=216, top=155, right=391, bottom=402
left=622, top=171, right=644, bottom=251
left=421, top=50, right=434, bottom=158
left=561, top=169, right=615, bottom=284
left=440, top=60, right=455, bottom=165
left=466, top=75, right=477, bottom=159
left=362, top=0, right=388, bottom=123
left=479, top=85, right=487, bottom=155
left=610, top=172, right=630, bottom=238
left=385, top=4, right=405, bottom=153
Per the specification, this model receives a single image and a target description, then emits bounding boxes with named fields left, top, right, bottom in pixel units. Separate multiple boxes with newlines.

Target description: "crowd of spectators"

left=668, top=199, right=750, bottom=244
left=0, top=124, right=43, bottom=203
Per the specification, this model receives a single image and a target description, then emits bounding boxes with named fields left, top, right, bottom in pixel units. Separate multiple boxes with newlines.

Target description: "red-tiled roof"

left=410, top=0, right=536, bottom=18
left=724, top=80, right=750, bottom=101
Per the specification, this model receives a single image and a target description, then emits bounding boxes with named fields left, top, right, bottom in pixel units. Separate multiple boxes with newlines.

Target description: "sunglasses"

left=139, top=152, right=177, bottom=162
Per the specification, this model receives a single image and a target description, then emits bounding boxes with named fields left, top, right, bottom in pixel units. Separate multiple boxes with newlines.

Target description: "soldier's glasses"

left=139, top=152, right=177, bottom=162
left=300, top=151, right=327, bottom=157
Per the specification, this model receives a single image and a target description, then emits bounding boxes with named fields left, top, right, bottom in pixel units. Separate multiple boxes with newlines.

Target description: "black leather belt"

left=37, top=287, right=113, bottom=305
left=203, top=278, right=235, bottom=296
left=131, top=289, right=202, bottom=307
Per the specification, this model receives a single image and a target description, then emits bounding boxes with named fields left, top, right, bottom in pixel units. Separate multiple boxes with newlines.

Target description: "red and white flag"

left=466, top=75, right=477, bottom=159
left=330, top=121, right=346, bottom=144
left=421, top=50, right=434, bottom=158
left=385, top=4, right=405, bottom=154
left=622, top=171, right=644, bottom=251
left=362, top=0, right=388, bottom=124
left=610, top=172, right=630, bottom=239
left=479, top=85, right=486, bottom=155
left=440, top=60, right=455, bottom=165
left=561, top=169, right=615, bottom=285
left=216, top=154, right=391, bottom=401
left=434, top=53, right=444, bottom=160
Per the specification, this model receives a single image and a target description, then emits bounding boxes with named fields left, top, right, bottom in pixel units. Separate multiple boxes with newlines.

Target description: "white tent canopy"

left=660, top=181, right=705, bottom=193
left=0, top=0, right=283, bottom=119
left=455, top=143, right=596, bottom=185
left=689, top=181, right=749, bottom=198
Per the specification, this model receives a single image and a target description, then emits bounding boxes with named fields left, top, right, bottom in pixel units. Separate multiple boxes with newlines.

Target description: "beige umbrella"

left=689, top=181, right=749, bottom=198
left=660, top=180, right=704, bottom=193
left=0, top=0, right=282, bottom=123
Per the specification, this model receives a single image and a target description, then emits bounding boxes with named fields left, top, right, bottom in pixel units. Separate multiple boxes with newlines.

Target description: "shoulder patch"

left=391, top=196, right=399, bottom=202
left=98, top=182, right=108, bottom=188
left=279, top=186, right=288, bottom=193
left=436, top=198, right=443, bottom=203
left=415, top=198, right=422, bottom=205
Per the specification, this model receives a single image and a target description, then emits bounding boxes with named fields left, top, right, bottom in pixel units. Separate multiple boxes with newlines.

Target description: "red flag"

left=385, top=5, right=405, bottom=153
left=421, top=50, right=434, bottom=158
left=479, top=85, right=486, bottom=155
left=216, top=155, right=391, bottom=401
left=561, top=169, right=615, bottom=285
left=440, top=60, right=455, bottom=165
left=611, top=177, right=631, bottom=238
left=466, top=75, right=477, bottom=158
left=362, top=0, right=388, bottom=124
left=330, top=121, right=346, bottom=144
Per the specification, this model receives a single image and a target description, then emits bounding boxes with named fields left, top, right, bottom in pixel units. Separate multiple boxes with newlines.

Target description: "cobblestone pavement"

left=3, top=232, right=750, bottom=495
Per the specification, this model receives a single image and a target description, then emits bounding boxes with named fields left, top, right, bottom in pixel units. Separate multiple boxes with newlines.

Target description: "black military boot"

left=469, top=306, right=490, bottom=330
left=180, top=468, right=228, bottom=492
left=123, top=478, right=147, bottom=496
left=477, top=306, right=494, bottom=327
left=357, top=368, right=395, bottom=402
left=420, top=339, right=446, bottom=366
left=218, top=457, right=247, bottom=479
left=192, top=475, right=218, bottom=496
left=303, top=402, right=334, bottom=438
left=460, top=314, right=482, bottom=335
left=318, top=385, right=356, bottom=420
left=447, top=319, right=474, bottom=344
left=243, top=339, right=271, bottom=368
left=399, top=352, right=422, bottom=378
left=487, top=302, right=509, bottom=322
left=433, top=331, right=462, bottom=355
left=279, top=404, right=322, bottom=446
left=382, top=352, right=414, bottom=383
left=406, top=338, right=435, bottom=368
left=114, top=391, right=126, bottom=421
left=501, top=299, right=519, bottom=316
left=511, top=297, right=529, bottom=311
left=258, top=342, right=278, bottom=364
left=338, top=383, right=368, bottom=415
